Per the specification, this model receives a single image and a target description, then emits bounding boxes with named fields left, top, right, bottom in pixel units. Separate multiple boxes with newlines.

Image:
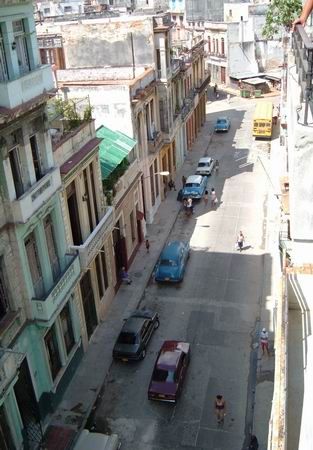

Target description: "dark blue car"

left=154, top=241, right=190, bottom=282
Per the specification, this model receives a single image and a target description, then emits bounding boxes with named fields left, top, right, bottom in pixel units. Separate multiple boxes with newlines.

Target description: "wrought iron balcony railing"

left=292, top=25, right=313, bottom=125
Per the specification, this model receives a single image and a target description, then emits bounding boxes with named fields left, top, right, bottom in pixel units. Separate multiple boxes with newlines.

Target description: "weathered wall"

left=50, top=18, right=155, bottom=69
left=62, top=84, right=133, bottom=134
left=287, top=64, right=313, bottom=245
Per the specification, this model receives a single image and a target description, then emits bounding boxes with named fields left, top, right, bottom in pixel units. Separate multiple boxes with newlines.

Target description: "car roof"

left=160, top=241, right=186, bottom=259
left=157, top=341, right=188, bottom=370
left=198, top=157, right=213, bottom=163
left=129, top=309, right=155, bottom=320
left=217, top=117, right=228, bottom=121
left=121, top=317, right=145, bottom=334
left=186, top=175, right=203, bottom=184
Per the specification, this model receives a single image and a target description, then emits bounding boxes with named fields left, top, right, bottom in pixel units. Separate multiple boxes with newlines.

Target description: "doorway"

left=14, top=358, right=42, bottom=448
left=80, top=271, right=98, bottom=339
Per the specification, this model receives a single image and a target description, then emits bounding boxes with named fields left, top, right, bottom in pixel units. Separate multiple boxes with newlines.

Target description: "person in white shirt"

left=260, top=328, right=269, bottom=356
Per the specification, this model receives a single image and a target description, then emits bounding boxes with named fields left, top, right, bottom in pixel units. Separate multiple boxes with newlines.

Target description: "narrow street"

left=91, top=95, right=273, bottom=450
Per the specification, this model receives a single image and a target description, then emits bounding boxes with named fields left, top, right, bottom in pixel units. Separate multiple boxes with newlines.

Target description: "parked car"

left=214, top=116, right=231, bottom=132
left=74, top=430, right=120, bottom=450
left=196, top=156, right=215, bottom=176
left=154, top=241, right=190, bottom=282
left=182, top=174, right=208, bottom=199
left=112, top=309, right=159, bottom=361
left=148, top=340, right=191, bottom=403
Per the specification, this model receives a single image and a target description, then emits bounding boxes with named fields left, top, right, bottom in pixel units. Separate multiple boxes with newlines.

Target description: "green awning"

left=96, top=125, right=137, bottom=179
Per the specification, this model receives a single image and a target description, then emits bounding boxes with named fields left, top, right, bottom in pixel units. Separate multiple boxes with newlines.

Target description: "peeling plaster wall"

left=55, top=18, right=155, bottom=69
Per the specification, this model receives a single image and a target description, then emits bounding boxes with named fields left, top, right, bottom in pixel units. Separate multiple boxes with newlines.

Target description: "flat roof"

left=243, top=77, right=268, bottom=85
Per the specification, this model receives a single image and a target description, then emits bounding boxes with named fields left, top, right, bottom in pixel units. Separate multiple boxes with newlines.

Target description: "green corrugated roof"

left=96, top=125, right=137, bottom=179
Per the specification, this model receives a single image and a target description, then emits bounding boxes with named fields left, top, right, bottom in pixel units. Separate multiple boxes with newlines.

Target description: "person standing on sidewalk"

left=260, top=328, right=269, bottom=356
left=210, top=188, right=218, bottom=207
left=203, top=190, right=209, bottom=206
left=237, top=231, right=244, bottom=252
left=145, top=239, right=150, bottom=253
left=215, top=160, right=219, bottom=175
left=214, top=394, right=226, bottom=424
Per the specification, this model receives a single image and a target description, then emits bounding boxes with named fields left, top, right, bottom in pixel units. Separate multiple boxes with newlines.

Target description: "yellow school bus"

left=252, top=101, right=273, bottom=138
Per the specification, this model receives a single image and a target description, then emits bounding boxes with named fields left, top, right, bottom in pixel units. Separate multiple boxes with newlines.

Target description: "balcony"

left=171, top=59, right=182, bottom=77
left=147, top=131, right=163, bottom=154
left=195, top=73, right=211, bottom=94
left=32, top=254, right=80, bottom=322
left=10, top=167, right=61, bottom=224
left=0, top=350, right=24, bottom=395
left=292, top=25, right=313, bottom=125
left=70, top=207, right=114, bottom=270
left=0, top=64, right=54, bottom=110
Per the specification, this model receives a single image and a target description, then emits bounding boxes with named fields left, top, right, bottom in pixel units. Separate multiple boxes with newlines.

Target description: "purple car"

left=148, top=340, right=190, bottom=403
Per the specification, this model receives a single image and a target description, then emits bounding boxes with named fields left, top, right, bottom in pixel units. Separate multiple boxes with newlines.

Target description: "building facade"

left=0, top=1, right=86, bottom=448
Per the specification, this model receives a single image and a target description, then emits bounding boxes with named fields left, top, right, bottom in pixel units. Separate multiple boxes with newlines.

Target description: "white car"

left=196, top=157, right=215, bottom=176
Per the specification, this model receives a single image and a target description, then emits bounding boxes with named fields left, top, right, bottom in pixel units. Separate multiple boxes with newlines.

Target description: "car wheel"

left=140, top=348, right=146, bottom=359
left=154, top=319, right=160, bottom=329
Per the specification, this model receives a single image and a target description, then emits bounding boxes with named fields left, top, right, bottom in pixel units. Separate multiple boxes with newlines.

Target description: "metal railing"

left=292, top=25, right=313, bottom=125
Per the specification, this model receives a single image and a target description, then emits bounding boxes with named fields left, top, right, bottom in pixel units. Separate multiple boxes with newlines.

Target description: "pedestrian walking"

left=182, top=175, right=187, bottom=188
left=237, top=231, right=244, bottom=252
left=215, top=160, right=219, bottom=175
left=168, top=179, right=176, bottom=191
left=145, top=239, right=150, bottom=253
left=186, top=197, right=193, bottom=215
left=214, top=394, right=226, bottom=424
left=249, top=435, right=259, bottom=450
left=120, top=267, right=132, bottom=285
left=213, top=83, right=217, bottom=95
left=260, top=328, right=269, bottom=356
left=210, top=188, right=218, bottom=207
left=203, top=189, right=209, bottom=206
left=227, top=93, right=231, bottom=103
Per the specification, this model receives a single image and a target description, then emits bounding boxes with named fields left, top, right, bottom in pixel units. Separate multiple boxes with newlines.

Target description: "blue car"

left=182, top=175, right=208, bottom=199
left=214, top=116, right=231, bottom=132
left=154, top=241, right=190, bottom=282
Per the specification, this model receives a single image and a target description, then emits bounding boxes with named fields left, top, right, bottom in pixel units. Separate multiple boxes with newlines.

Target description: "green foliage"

left=102, top=159, right=130, bottom=194
left=262, top=0, right=302, bottom=38
left=53, top=98, right=93, bottom=131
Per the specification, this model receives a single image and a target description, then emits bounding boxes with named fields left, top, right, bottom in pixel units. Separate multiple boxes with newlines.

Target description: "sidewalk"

left=47, top=122, right=212, bottom=438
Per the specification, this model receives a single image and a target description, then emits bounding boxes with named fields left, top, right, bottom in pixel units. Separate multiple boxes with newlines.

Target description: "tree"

left=262, top=0, right=302, bottom=38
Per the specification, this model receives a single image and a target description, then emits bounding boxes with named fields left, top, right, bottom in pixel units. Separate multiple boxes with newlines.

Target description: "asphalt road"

left=91, top=97, right=271, bottom=450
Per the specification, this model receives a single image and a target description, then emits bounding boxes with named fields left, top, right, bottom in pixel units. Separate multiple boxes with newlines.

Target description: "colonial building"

left=0, top=1, right=85, bottom=448
left=50, top=98, right=115, bottom=348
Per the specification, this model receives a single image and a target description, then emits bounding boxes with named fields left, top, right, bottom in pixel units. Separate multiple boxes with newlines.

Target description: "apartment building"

left=50, top=98, right=115, bottom=347
left=270, top=24, right=313, bottom=450
left=0, top=1, right=87, bottom=448
left=36, top=13, right=204, bottom=225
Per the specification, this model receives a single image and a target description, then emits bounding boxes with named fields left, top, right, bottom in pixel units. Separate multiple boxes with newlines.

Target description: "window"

left=43, top=8, right=50, bottom=14
left=154, top=160, right=159, bottom=197
left=64, top=6, right=72, bottom=13
left=0, top=258, right=9, bottom=321
left=156, top=49, right=161, bottom=72
left=130, top=211, right=136, bottom=242
left=179, top=16, right=184, bottom=23
left=13, top=20, right=30, bottom=75
left=45, top=326, right=61, bottom=380
left=95, top=247, right=109, bottom=298
left=60, top=303, right=75, bottom=355
left=221, top=38, right=225, bottom=56
left=90, top=163, right=99, bottom=225
left=0, top=29, right=8, bottom=82
left=150, top=164, right=155, bottom=206
left=44, top=215, right=60, bottom=281
left=67, top=182, right=82, bottom=245
left=229, top=9, right=233, bottom=17
left=216, top=40, right=219, bottom=54
left=25, top=232, right=44, bottom=298
left=9, top=146, right=24, bottom=198
left=173, top=15, right=176, bottom=21
left=83, top=168, right=93, bottom=233
left=30, top=135, right=43, bottom=182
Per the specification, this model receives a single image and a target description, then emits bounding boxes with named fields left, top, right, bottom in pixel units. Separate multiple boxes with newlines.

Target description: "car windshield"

left=117, top=332, right=136, bottom=345
left=217, top=119, right=226, bottom=124
left=152, top=368, right=175, bottom=383
left=198, top=162, right=209, bottom=167
left=185, top=183, right=200, bottom=188
left=160, top=259, right=177, bottom=267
